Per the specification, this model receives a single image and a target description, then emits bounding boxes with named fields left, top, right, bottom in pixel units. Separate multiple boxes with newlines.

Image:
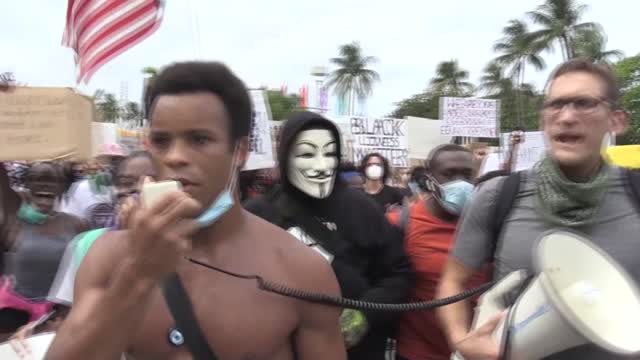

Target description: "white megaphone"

left=453, top=230, right=640, bottom=360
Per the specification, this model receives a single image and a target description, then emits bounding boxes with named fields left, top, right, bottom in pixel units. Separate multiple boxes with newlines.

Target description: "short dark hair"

left=147, top=61, right=252, bottom=142
left=547, top=59, right=621, bottom=108
left=116, top=151, right=151, bottom=176
left=359, top=152, right=391, bottom=182
left=410, top=166, right=428, bottom=182
left=427, top=144, right=470, bottom=170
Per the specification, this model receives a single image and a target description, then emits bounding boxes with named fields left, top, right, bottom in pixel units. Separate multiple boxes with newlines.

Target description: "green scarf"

left=535, top=155, right=609, bottom=227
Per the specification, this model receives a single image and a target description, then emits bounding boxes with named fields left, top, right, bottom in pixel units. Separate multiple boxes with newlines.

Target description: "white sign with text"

left=440, top=97, right=499, bottom=138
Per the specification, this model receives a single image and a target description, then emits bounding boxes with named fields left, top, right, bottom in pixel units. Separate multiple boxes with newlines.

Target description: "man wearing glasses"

left=436, top=59, right=636, bottom=360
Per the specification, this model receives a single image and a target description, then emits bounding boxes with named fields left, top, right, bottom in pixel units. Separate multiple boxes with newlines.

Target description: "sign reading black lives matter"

left=349, top=117, right=409, bottom=167
left=439, top=97, right=500, bottom=138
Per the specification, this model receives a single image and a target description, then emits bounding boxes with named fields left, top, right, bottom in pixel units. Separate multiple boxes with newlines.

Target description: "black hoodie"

left=244, top=112, right=412, bottom=360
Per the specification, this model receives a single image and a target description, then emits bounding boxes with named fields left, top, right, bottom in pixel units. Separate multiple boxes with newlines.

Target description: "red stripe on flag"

left=62, top=0, right=76, bottom=44
left=62, top=0, right=164, bottom=83
left=78, top=0, right=155, bottom=58
left=79, top=17, right=160, bottom=83
left=67, top=0, right=92, bottom=45
left=74, top=0, right=128, bottom=50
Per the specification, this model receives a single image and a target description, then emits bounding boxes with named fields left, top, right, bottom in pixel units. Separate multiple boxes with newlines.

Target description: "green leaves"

left=326, top=42, right=380, bottom=111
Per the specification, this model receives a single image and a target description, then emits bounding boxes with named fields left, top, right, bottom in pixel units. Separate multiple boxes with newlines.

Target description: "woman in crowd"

left=360, top=153, right=405, bottom=210
left=0, top=162, right=86, bottom=340
left=7, top=152, right=155, bottom=348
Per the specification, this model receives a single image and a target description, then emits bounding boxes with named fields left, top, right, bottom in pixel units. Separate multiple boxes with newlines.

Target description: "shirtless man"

left=46, top=61, right=346, bottom=360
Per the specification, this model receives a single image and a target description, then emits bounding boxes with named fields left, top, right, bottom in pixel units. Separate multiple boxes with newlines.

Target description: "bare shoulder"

left=58, top=212, right=89, bottom=233
left=76, top=230, right=129, bottom=289
left=243, top=211, right=339, bottom=294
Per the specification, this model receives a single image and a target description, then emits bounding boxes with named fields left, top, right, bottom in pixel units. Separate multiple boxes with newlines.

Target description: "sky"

left=2, top=0, right=639, bottom=118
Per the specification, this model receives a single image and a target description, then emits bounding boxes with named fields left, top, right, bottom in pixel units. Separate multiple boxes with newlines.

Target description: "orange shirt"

left=387, top=201, right=491, bottom=360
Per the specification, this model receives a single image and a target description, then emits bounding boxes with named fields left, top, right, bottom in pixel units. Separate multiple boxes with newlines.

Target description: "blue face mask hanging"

left=195, top=148, right=240, bottom=228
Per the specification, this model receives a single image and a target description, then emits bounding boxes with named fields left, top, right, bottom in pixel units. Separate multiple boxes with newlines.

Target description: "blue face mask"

left=437, top=179, right=474, bottom=215
left=194, top=147, right=239, bottom=228
left=196, top=190, right=234, bottom=227
left=408, top=182, right=420, bottom=194
left=18, top=203, right=49, bottom=225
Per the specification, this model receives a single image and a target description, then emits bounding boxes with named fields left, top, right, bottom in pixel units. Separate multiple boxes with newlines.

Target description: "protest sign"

left=479, top=151, right=501, bottom=176
left=0, top=87, right=93, bottom=161
left=348, top=117, right=409, bottom=167
left=440, top=97, right=499, bottom=138
left=500, top=131, right=546, bottom=171
left=244, top=90, right=275, bottom=171
left=405, top=116, right=452, bottom=161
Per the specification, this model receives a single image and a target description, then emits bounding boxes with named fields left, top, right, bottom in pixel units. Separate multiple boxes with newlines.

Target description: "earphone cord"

left=186, top=257, right=495, bottom=312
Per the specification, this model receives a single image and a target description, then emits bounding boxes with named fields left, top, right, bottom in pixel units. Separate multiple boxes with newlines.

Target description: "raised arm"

left=46, top=192, right=201, bottom=360
left=436, top=176, right=505, bottom=360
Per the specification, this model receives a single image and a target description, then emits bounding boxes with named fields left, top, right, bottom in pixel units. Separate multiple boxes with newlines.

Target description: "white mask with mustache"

left=288, top=129, right=338, bottom=199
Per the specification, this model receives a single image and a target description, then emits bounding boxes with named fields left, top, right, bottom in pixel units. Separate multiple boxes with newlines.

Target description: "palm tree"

left=93, top=90, right=120, bottom=123
left=527, top=0, right=597, bottom=60
left=123, top=101, right=144, bottom=126
left=493, top=20, right=546, bottom=127
left=572, top=26, right=624, bottom=64
left=479, top=62, right=515, bottom=97
left=429, top=60, right=474, bottom=97
left=142, top=66, right=159, bottom=78
left=326, top=42, right=379, bottom=116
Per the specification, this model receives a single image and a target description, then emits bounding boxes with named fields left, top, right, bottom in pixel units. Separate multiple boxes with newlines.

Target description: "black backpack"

left=488, top=168, right=640, bottom=259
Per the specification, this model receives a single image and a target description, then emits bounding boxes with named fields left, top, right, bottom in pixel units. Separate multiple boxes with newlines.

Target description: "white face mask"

left=288, top=129, right=338, bottom=199
left=365, top=164, right=383, bottom=180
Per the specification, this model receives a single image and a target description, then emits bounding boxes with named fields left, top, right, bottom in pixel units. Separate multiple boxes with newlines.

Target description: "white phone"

left=141, top=180, right=182, bottom=208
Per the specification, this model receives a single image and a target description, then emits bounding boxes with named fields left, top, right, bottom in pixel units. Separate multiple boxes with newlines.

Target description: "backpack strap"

left=489, top=172, right=522, bottom=260
left=625, top=168, right=640, bottom=212
left=161, top=273, right=218, bottom=360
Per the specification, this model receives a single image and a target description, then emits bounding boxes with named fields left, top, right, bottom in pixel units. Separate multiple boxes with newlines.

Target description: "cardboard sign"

left=440, top=97, right=499, bottom=138
left=0, top=87, right=93, bottom=161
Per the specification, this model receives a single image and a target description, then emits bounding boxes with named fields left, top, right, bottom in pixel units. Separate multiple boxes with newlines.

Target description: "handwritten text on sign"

left=349, top=117, right=409, bottom=167
left=500, top=131, right=546, bottom=171
left=0, top=87, right=92, bottom=161
left=440, top=97, right=499, bottom=138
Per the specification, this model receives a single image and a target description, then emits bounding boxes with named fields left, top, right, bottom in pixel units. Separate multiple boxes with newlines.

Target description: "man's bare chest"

left=127, top=274, right=299, bottom=360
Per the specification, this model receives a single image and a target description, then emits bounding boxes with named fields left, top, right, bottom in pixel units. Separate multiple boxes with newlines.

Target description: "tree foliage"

left=614, top=55, right=640, bottom=144
left=527, top=0, right=596, bottom=60
left=93, top=90, right=120, bottom=123
left=429, top=60, right=474, bottom=97
left=389, top=0, right=638, bottom=144
left=326, top=42, right=379, bottom=114
left=572, top=26, right=624, bottom=64
left=266, top=90, right=300, bottom=121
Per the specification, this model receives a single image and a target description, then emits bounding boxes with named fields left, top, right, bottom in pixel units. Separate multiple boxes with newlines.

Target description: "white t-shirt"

left=59, top=179, right=112, bottom=220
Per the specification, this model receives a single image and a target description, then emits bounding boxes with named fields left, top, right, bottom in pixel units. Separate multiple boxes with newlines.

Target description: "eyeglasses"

left=542, top=96, right=612, bottom=115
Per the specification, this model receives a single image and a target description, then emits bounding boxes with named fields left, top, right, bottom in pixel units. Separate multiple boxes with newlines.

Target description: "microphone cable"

left=186, top=257, right=495, bottom=312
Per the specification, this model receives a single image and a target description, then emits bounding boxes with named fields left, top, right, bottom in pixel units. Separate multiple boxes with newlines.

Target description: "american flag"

left=62, top=0, right=165, bottom=84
